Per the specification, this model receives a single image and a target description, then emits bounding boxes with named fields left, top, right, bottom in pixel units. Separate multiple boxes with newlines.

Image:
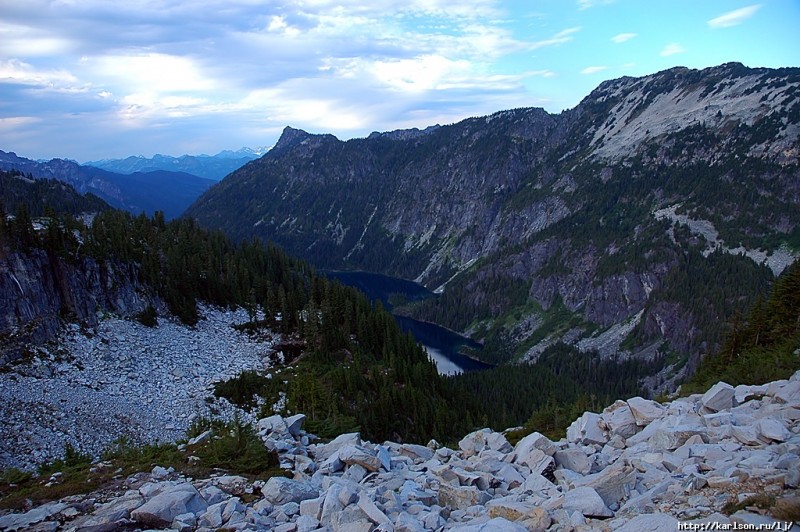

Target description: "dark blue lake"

left=324, top=270, right=491, bottom=375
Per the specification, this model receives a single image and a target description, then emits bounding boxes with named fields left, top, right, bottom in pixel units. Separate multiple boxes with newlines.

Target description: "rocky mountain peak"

left=584, top=63, right=800, bottom=162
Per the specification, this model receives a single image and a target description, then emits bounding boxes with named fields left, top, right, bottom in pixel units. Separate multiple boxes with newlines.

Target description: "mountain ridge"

left=185, top=62, right=800, bottom=377
left=0, top=151, right=215, bottom=220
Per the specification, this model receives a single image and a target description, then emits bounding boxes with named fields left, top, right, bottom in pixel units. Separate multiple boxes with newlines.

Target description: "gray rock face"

left=0, top=250, right=156, bottom=365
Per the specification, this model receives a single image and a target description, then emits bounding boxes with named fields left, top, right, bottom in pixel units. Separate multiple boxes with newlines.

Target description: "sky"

left=1, top=1, right=799, bottom=162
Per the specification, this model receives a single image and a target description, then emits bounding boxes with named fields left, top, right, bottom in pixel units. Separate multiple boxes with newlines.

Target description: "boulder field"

left=1, top=372, right=799, bottom=531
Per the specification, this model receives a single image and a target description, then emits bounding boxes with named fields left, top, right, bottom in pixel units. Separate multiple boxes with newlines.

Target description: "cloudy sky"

left=1, top=0, right=798, bottom=161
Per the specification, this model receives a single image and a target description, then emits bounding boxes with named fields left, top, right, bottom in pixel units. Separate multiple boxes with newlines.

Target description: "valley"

left=1, top=62, right=799, bottom=531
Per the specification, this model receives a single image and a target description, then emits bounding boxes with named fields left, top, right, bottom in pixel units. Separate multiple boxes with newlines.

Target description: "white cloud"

left=660, top=43, right=686, bottom=57
left=89, top=53, right=216, bottom=94
left=708, top=4, right=761, bottom=28
left=0, top=59, right=81, bottom=88
left=530, top=27, right=581, bottom=51
left=611, top=32, right=636, bottom=44
left=580, top=65, right=608, bottom=74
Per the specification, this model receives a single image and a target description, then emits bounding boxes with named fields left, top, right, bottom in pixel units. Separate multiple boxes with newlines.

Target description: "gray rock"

left=296, top=514, right=321, bottom=532
left=438, top=483, right=491, bottom=510
left=701, top=382, right=736, bottom=412
left=511, top=431, right=556, bottom=461
left=339, top=443, right=382, bottom=472
left=312, top=432, right=361, bottom=461
left=261, top=477, right=319, bottom=505
left=299, top=496, right=324, bottom=519
left=563, top=486, right=614, bottom=518
left=555, top=448, right=591, bottom=475
left=130, top=483, right=208, bottom=528
left=0, top=502, right=68, bottom=531
left=626, top=397, right=665, bottom=426
left=285, top=413, right=306, bottom=437
left=603, top=401, right=639, bottom=439
left=395, top=511, right=427, bottom=532
left=450, top=516, right=528, bottom=531
left=572, top=461, right=636, bottom=507
left=358, top=493, right=392, bottom=526
left=757, top=418, right=791, bottom=442
left=459, top=428, right=491, bottom=457
left=616, top=512, right=679, bottom=532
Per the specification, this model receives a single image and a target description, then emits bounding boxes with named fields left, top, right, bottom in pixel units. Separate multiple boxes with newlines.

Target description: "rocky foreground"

left=0, top=306, right=274, bottom=470
left=1, top=371, right=799, bottom=531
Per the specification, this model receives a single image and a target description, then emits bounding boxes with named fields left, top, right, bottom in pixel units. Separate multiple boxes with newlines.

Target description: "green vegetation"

left=683, top=260, right=800, bottom=394
left=3, top=203, right=479, bottom=445
left=449, top=342, right=659, bottom=437
left=0, top=418, right=284, bottom=511
left=0, top=169, right=109, bottom=217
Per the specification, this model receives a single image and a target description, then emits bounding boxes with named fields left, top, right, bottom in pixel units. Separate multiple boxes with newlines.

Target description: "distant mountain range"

left=85, top=147, right=270, bottom=181
left=0, top=150, right=216, bottom=220
left=185, top=62, right=800, bottom=387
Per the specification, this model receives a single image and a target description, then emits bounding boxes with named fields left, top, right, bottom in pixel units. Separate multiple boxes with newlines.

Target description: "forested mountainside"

left=0, top=151, right=214, bottom=219
left=0, top=177, right=480, bottom=444
left=186, top=63, right=800, bottom=378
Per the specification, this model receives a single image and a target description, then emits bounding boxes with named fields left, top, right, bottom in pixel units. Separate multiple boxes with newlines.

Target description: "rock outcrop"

left=2, top=371, right=798, bottom=531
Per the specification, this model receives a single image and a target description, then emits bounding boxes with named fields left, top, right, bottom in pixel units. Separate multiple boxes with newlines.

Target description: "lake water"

left=324, top=270, right=491, bottom=375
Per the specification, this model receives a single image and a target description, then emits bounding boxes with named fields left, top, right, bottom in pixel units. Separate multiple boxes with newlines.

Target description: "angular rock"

left=756, top=418, right=791, bottom=442
left=357, top=493, right=391, bottom=526
left=312, top=432, right=361, bottom=461
left=339, top=443, right=382, bottom=472
left=459, top=428, right=491, bottom=457
left=563, top=486, right=613, bottom=518
left=648, top=425, right=707, bottom=450
left=261, top=477, right=319, bottom=505
left=130, top=483, right=208, bottom=528
left=554, top=448, right=591, bottom=475
left=438, top=483, right=491, bottom=510
left=603, top=401, right=639, bottom=439
left=626, top=397, right=665, bottom=426
left=573, top=461, right=636, bottom=507
left=487, top=500, right=550, bottom=524
left=701, top=382, right=736, bottom=412
left=616, top=512, right=679, bottom=532
left=257, top=415, right=290, bottom=437
left=0, top=502, right=68, bottom=531
left=450, top=517, right=528, bottom=531
left=512, top=431, right=556, bottom=461
left=285, top=413, right=306, bottom=437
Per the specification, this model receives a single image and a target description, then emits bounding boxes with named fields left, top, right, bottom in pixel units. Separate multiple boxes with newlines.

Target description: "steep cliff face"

left=0, top=249, right=157, bottom=365
left=185, top=63, right=800, bottom=368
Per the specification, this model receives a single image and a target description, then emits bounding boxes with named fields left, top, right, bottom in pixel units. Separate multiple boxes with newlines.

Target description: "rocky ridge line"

left=1, top=371, right=798, bottom=531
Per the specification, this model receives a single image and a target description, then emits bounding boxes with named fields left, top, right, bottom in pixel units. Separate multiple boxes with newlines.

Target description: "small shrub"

left=0, top=468, right=32, bottom=484
left=193, top=416, right=279, bottom=475
left=722, top=493, right=776, bottom=515
left=772, top=497, right=800, bottom=522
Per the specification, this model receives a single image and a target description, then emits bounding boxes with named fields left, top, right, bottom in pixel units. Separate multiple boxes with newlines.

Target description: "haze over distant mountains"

left=0, top=150, right=215, bottom=220
left=85, top=147, right=270, bottom=181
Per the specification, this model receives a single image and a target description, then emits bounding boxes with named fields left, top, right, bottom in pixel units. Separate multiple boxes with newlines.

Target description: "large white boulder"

left=563, top=486, right=613, bottom=518
left=131, top=483, right=208, bottom=528
left=261, top=477, right=319, bottom=505
left=626, top=397, right=665, bottom=426
left=701, top=382, right=736, bottom=412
